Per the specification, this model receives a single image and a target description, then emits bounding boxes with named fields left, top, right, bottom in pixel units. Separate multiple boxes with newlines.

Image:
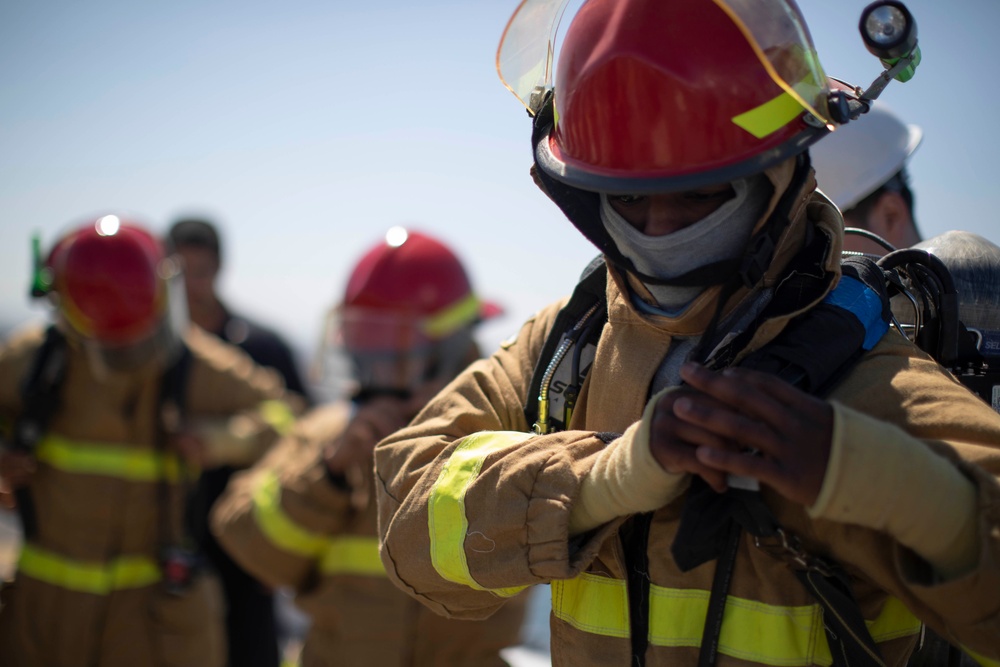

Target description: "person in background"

left=211, top=227, right=526, bottom=666
left=166, top=216, right=311, bottom=667
left=166, top=218, right=310, bottom=400
left=0, top=214, right=300, bottom=667
left=810, top=104, right=923, bottom=255
left=374, top=1, right=1000, bottom=665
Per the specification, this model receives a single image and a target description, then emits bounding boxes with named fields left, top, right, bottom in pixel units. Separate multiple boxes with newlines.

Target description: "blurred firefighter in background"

left=211, top=227, right=527, bottom=667
left=0, top=214, right=301, bottom=667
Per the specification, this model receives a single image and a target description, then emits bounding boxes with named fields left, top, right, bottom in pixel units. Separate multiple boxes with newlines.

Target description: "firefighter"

left=373, top=1, right=1000, bottom=666
left=210, top=227, right=526, bottom=667
left=0, top=214, right=300, bottom=667
left=810, top=104, right=923, bottom=254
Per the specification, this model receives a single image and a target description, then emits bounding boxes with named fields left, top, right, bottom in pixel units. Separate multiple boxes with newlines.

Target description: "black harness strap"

left=524, top=256, right=608, bottom=433
left=11, top=326, right=69, bottom=540
left=153, top=344, right=203, bottom=594
left=675, top=256, right=893, bottom=667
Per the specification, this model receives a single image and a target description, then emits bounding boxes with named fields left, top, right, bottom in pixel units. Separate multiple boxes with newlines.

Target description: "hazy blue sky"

left=3, top=0, right=997, bottom=380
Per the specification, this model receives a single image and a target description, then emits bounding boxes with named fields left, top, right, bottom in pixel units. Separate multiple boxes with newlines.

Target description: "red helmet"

left=319, top=227, right=501, bottom=397
left=528, top=0, right=832, bottom=193
left=43, top=215, right=185, bottom=370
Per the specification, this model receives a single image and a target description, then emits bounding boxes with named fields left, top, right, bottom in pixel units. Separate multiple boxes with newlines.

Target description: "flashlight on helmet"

left=859, top=1, right=920, bottom=83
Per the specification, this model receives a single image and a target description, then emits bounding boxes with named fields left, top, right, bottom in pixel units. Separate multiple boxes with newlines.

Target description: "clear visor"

left=312, top=307, right=473, bottom=401
left=497, top=0, right=830, bottom=123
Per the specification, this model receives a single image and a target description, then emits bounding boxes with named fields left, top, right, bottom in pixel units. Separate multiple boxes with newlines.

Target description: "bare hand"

left=647, top=385, right=737, bottom=494
left=670, top=362, right=834, bottom=506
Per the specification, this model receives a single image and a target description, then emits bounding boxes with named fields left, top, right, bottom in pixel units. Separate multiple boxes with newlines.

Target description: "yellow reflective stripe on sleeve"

left=35, top=435, right=182, bottom=482
left=552, top=574, right=920, bottom=666
left=423, top=294, right=481, bottom=339
left=428, top=431, right=531, bottom=598
left=252, top=471, right=329, bottom=558
left=259, top=400, right=296, bottom=435
left=18, top=543, right=160, bottom=595
left=319, top=536, right=386, bottom=576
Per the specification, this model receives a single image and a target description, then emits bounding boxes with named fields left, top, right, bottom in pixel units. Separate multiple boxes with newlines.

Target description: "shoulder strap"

left=157, top=342, right=192, bottom=429
left=524, top=256, right=608, bottom=433
left=11, top=325, right=69, bottom=539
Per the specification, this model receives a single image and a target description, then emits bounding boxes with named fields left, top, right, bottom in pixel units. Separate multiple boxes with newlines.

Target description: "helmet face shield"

left=312, top=227, right=501, bottom=402
left=499, top=0, right=829, bottom=122
left=47, top=216, right=188, bottom=375
left=316, top=306, right=474, bottom=399
left=500, top=0, right=833, bottom=192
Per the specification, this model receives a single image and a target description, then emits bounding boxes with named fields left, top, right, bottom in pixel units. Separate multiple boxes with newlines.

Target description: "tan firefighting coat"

left=0, top=324, right=297, bottom=667
left=211, top=401, right=527, bottom=667
left=375, top=160, right=1000, bottom=667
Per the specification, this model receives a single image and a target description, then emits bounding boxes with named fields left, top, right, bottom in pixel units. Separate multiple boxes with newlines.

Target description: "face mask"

left=600, top=173, right=772, bottom=311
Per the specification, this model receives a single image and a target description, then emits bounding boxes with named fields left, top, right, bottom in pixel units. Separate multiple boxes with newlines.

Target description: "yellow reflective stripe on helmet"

left=552, top=574, right=920, bottom=665
left=252, top=471, right=329, bottom=558
left=319, top=535, right=386, bottom=576
left=18, top=543, right=160, bottom=595
left=732, top=89, right=807, bottom=139
left=428, top=431, right=531, bottom=598
left=35, top=435, right=182, bottom=482
left=259, top=399, right=296, bottom=436
left=714, top=0, right=828, bottom=128
left=423, top=294, right=481, bottom=339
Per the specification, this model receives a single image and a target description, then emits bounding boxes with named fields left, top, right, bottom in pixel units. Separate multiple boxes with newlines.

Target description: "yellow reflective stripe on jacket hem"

left=965, top=646, right=1000, bottom=667
left=18, top=543, right=160, bottom=595
left=253, top=471, right=329, bottom=558
left=35, top=435, right=182, bottom=482
left=428, top=431, right=531, bottom=598
left=319, top=536, right=386, bottom=576
left=259, top=400, right=296, bottom=436
left=552, top=574, right=920, bottom=666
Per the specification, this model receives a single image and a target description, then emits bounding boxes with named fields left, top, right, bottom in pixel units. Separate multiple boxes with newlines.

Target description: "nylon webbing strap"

left=797, top=568, right=887, bottom=666
left=697, top=521, right=742, bottom=667
left=523, top=256, right=607, bottom=430
left=13, top=326, right=69, bottom=539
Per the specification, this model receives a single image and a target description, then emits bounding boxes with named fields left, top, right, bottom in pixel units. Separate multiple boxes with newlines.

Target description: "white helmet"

left=811, top=104, right=923, bottom=211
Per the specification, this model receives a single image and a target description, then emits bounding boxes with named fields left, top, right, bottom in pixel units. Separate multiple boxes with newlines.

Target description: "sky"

left=2, top=0, right=998, bottom=387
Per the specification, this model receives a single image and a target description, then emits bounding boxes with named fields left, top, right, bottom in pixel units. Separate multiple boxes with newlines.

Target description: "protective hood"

left=531, top=92, right=839, bottom=313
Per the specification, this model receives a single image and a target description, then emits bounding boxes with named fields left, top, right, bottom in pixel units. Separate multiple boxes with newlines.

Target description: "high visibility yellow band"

left=253, top=471, right=329, bottom=558
left=18, top=543, right=160, bottom=595
left=965, top=646, right=1000, bottom=667
left=259, top=400, right=296, bottom=435
left=422, top=294, right=481, bottom=339
left=428, top=431, right=531, bottom=598
left=552, top=574, right=920, bottom=665
left=732, top=90, right=807, bottom=139
left=319, top=536, right=386, bottom=576
left=35, top=435, right=182, bottom=482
